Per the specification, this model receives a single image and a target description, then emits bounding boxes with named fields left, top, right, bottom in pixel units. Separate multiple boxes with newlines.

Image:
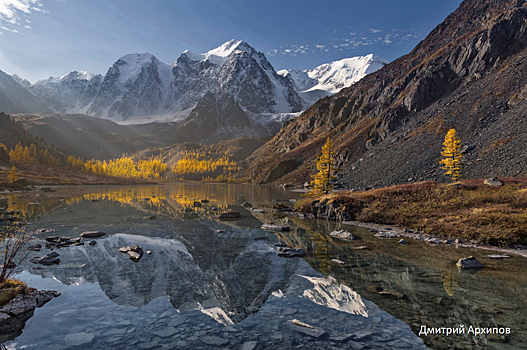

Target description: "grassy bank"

left=300, top=178, right=527, bottom=246
left=0, top=279, right=31, bottom=307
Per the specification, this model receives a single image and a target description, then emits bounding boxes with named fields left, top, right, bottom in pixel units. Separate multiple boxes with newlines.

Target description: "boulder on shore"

left=484, top=177, right=503, bottom=186
left=456, top=256, right=484, bottom=269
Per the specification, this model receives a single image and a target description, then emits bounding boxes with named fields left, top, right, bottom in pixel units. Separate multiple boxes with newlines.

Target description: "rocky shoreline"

left=340, top=220, right=527, bottom=259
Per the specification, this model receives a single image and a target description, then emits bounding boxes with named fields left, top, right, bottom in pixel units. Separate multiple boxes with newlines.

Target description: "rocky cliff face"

left=248, top=0, right=527, bottom=187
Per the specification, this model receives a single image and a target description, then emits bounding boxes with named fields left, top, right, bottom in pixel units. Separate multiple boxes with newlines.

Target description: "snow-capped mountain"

left=30, top=70, right=103, bottom=113
left=14, top=40, right=387, bottom=140
left=27, top=40, right=304, bottom=124
left=277, top=54, right=389, bottom=106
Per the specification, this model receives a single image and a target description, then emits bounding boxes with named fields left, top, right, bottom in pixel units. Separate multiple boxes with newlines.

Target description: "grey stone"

left=456, top=256, right=485, bottom=269
left=330, top=230, right=356, bottom=241
left=218, top=212, right=241, bottom=220
left=484, top=177, right=503, bottom=186
left=330, top=259, right=345, bottom=265
left=261, top=224, right=290, bottom=231
left=398, top=239, right=407, bottom=245
left=29, top=252, right=60, bottom=265
left=375, top=231, right=399, bottom=239
left=27, top=244, right=42, bottom=251
left=277, top=247, right=306, bottom=258
left=80, top=231, right=106, bottom=238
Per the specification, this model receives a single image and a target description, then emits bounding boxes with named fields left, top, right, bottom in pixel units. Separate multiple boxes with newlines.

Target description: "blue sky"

left=0, top=0, right=463, bottom=82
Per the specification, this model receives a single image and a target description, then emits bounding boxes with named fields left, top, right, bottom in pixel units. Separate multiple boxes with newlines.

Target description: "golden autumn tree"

left=306, top=137, right=338, bottom=198
left=8, top=166, right=18, bottom=183
left=439, top=128, right=463, bottom=182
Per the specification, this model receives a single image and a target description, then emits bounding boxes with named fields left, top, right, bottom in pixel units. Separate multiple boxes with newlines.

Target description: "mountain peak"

left=207, top=39, right=254, bottom=57
left=117, top=53, right=158, bottom=66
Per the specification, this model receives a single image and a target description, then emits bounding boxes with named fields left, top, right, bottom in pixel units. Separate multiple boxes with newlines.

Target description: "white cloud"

left=266, top=28, right=421, bottom=58
left=0, top=0, right=47, bottom=33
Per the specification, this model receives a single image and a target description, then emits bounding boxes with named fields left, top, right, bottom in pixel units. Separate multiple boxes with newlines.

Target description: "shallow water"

left=1, top=183, right=526, bottom=349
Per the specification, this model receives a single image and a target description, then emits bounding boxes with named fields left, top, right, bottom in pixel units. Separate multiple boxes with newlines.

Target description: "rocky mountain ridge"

left=247, top=0, right=527, bottom=187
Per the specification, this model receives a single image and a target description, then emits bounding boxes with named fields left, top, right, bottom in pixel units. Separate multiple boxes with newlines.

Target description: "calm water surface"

left=1, top=183, right=526, bottom=349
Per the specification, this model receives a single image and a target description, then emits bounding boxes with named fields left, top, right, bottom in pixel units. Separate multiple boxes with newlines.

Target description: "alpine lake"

left=1, top=183, right=526, bottom=350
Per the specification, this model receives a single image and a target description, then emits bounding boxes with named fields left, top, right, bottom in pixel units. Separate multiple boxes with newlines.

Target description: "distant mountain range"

left=1, top=40, right=386, bottom=135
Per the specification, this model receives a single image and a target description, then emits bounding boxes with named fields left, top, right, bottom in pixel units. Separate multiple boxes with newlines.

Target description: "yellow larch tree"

left=439, top=128, right=463, bottom=182
left=306, top=137, right=338, bottom=198
left=8, top=166, right=18, bottom=183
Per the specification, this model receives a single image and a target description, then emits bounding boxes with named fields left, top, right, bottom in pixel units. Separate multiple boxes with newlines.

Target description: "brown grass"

left=0, top=279, right=31, bottom=307
left=309, top=178, right=527, bottom=246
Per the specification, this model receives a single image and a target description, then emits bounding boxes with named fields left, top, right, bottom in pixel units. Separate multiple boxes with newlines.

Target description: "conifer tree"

left=306, top=137, right=338, bottom=198
left=440, top=128, right=463, bottom=182
left=8, top=166, right=18, bottom=183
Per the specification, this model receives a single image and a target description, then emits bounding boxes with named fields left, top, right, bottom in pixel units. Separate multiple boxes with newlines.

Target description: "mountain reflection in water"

left=0, top=183, right=457, bottom=349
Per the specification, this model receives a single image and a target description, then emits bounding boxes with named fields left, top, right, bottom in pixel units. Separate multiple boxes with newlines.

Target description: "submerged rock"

left=242, top=202, right=253, bottom=208
left=273, top=203, right=292, bottom=213
left=261, top=224, right=290, bottom=231
left=330, top=230, right=356, bottom=241
left=277, top=247, right=306, bottom=258
left=456, top=256, right=485, bottom=269
left=26, top=244, right=42, bottom=252
left=218, top=212, right=241, bottom=220
left=80, top=231, right=106, bottom=238
left=487, top=254, right=510, bottom=259
left=29, top=252, right=60, bottom=265
left=375, top=231, right=399, bottom=239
